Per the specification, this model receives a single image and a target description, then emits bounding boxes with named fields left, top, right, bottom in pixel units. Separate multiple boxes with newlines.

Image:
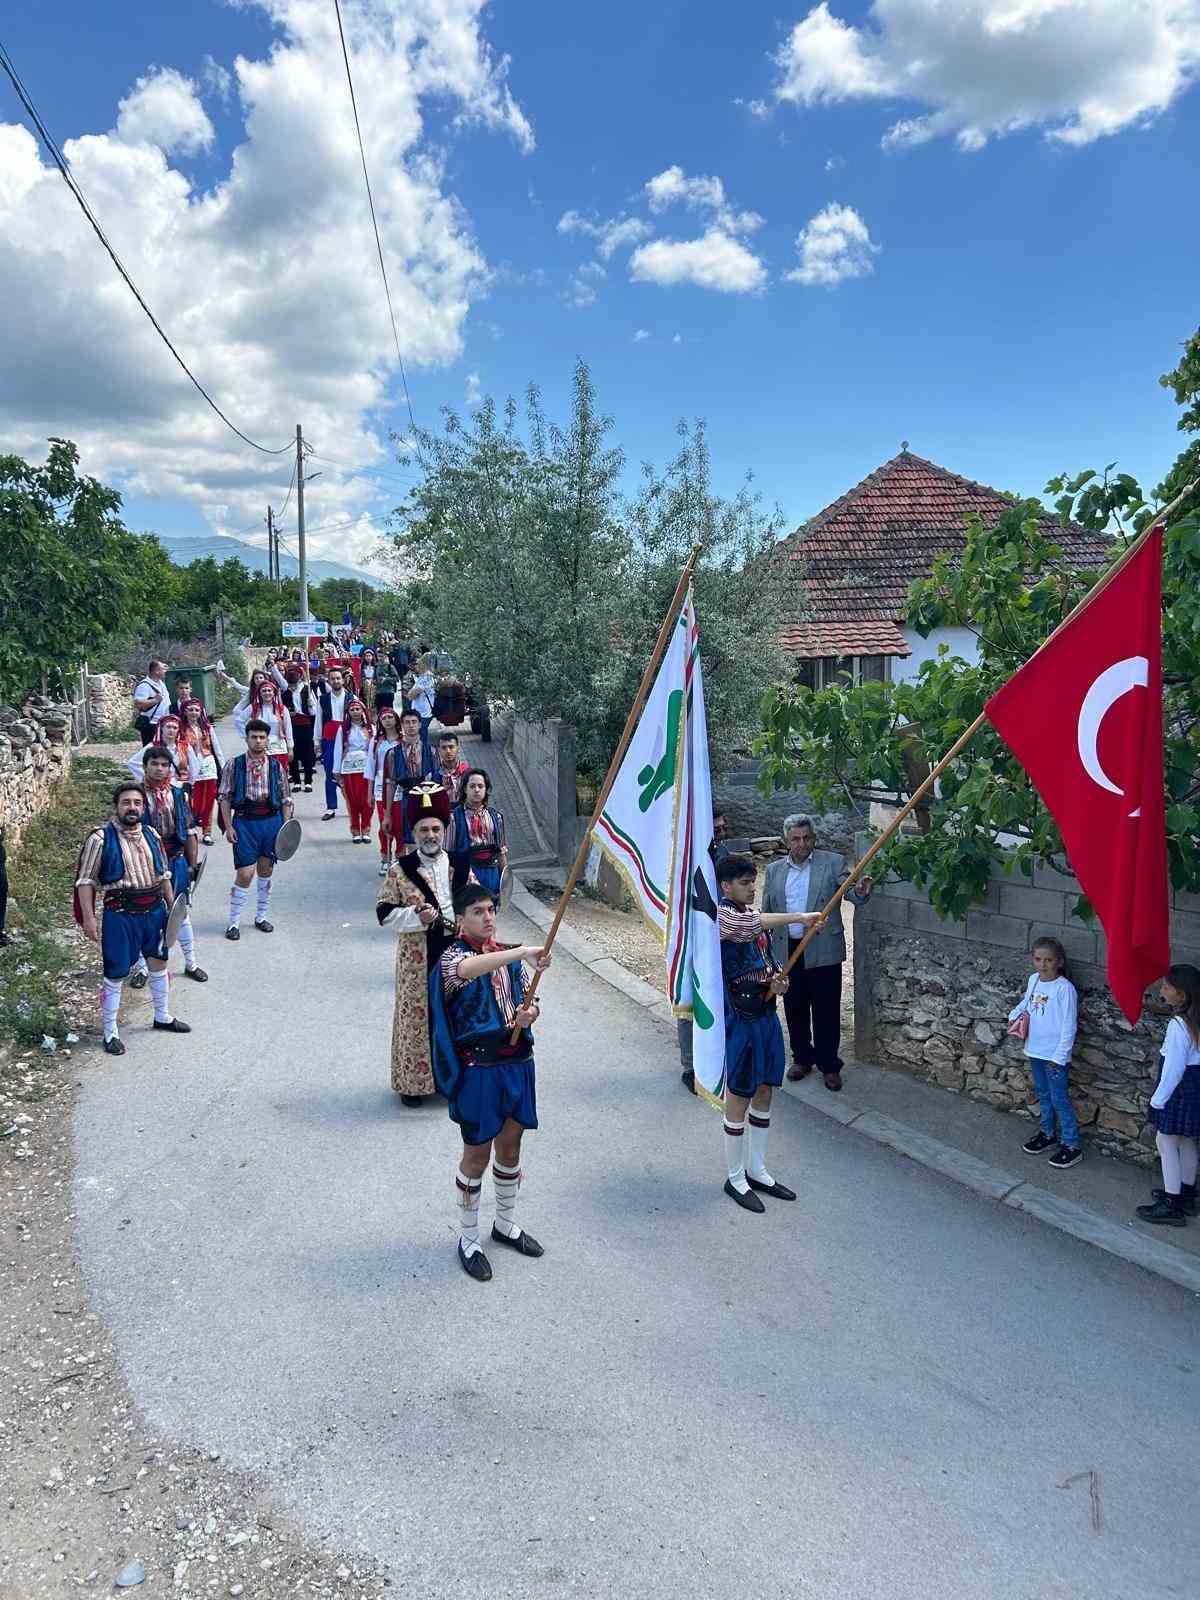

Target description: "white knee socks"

left=1158, top=1132, right=1200, bottom=1195
left=456, top=1167, right=482, bottom=1257
left=101, top=977, right=122, bottom=1041
left=492, top=1161, right=522, bottom=1240
left=747, top=1110, right=773, bottom=1185
left=228, top=885, right=248, bottom=928
left=724, top=1115, right=749, bottom=1193
left=177, top=914, right=196, bottom=970
left=255, top=877, right=272, bottom=921
left=1182, top=1139, right=1200, bottom=1188
left=147, top=970, right=171, bottom=1024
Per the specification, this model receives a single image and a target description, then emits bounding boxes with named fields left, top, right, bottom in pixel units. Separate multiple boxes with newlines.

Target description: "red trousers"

left=191, top=778, right=218, bottom=831
left=342, top=772, right=372, bottom=835
left=376, top=799, right=390, bottom=858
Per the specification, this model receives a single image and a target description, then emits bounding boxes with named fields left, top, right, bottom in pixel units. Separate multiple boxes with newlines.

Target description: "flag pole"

left=779, top=478, right=1198, bottom=979
left=509, top=544, right=704, bottom=1038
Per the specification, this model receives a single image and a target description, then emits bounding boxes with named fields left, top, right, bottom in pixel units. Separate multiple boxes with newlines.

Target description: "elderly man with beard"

left=375, top=781, right=469, bottom=1106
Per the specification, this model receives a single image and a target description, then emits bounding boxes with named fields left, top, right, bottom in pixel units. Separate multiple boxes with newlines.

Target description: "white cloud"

left=0, top=0, right=532, bottom=567
left=731, top=96, right=772, bottom=119
left=630, top=229, right=767, bottom=294
left=785, top=202, right=879, bottom=286
left=202, top=56, right=233, bottom=105
left=633, top=328, right=650, bottom=342
left=116, top=67, right=215, bottom=156
left=556, top=208, right=652, bottom=258
left=564, top=261, right=606, bottom=308
left=642, top=164, right=763, bottom=234
left=772, top=0, right=1200, bottom=149
left=824, top=154, right=844, bottom=171
left=465, top=371, right=482, bottom=406
left=672, top=333, right=683, bottom=344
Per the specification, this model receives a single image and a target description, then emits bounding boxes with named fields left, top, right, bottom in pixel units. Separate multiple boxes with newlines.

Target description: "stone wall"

left=854, top=863, right=1200, bottom=1167
left=0, top=702, right=74, bottom=848
left=86, top=673, right=132, bottom=733
left=507, top=718, right=579, bottom=868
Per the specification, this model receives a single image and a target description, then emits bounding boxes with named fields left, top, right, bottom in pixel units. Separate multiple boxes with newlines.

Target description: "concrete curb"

left=511, top=872, right=1200, bottom=1298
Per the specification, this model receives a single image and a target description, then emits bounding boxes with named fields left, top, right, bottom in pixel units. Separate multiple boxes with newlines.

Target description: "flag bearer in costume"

left=74, top=781, right=192, bottom=1056
left=317, top=667, right=351, bottom=821
left=434, top=731, right=470, bottom=806
left=375, top=782, right=468, bottom=1106
left=178, top=698, right=223, bottom=844
left=331, top=697, right=374, bottom=842
left=381, top=709, right=433, bottom=855
left=132, top=747, right=207, bottom=984
left=446, top=769, right=508, bottom=898
left=428, top=882, right=552, bottom=1282
left=219, top=719, right=294, bottom=940
left=716, top=854, right=824, bottom=1214
left=367, top=706, right=402, bottom=876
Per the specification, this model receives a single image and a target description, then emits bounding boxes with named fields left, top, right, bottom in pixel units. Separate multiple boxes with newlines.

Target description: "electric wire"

left=331, top=0, right=417, bottom=434
left=0, top=39, right=293, bottom=457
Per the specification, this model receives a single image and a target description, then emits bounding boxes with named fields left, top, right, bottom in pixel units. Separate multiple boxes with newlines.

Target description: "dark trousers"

left=135, top=715, right=156, bottom=746
left=320, top=736, right=339, bottom=810
left=783, top=942, right=843, bottom=1073
left=290, top=722, right=316, bottom=785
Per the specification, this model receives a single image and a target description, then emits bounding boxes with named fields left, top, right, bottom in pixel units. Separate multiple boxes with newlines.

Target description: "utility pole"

left=267, top=504, right=276, bottom=583
left=296, top=423, right=309, bottom=622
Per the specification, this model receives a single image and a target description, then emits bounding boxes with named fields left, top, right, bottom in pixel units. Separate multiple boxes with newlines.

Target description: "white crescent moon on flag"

left=1076, top=655, right=1148, bottom=818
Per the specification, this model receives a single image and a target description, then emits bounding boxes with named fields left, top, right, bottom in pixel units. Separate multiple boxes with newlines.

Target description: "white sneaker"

left=378, top=861, right=388, bottom=876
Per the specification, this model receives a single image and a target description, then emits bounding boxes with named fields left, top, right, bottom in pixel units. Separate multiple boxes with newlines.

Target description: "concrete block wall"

left=853, top=861, right=1200, bottom=1167
left=508, top=718, right=579, bottom=868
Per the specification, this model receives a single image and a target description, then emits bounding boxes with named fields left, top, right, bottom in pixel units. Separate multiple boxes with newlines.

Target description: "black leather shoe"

left=152, top=1017, right=191, bottom=1033
left=458, top=1241, right=493, bottom=1281
left=183, top=966, right=208, bottom=982
left=491, top=1224, right=544, bottom=1257
left=723, top=1179, right=765, bottom=1213
left=680, top=1067, right=696, bottom=1094
left=746, top=1175, right=797, bottom=1201
left=103, top=1036, right=126, bottom=1056
left=128, top=970, right=148, bottom=989
left=254, top=919, right=274, bottom=933
left=225, top=926, right=240, bottom=941
left=400, top=1093, right=424, bottom=1107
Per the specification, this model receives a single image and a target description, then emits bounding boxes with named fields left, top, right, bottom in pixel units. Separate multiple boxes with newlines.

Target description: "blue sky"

left=1, top=2, right=1197, bottom=570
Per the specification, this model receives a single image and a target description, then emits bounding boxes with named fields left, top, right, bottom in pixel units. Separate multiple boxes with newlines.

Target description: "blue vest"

left=427, top=939, right=532, bottom=1100
left=720, top=897, right=779, bottom=1020
left=450, top=803, right=502, bottom=859
left=143, top=784, right=191, bottom=856
left=97, top=820, right=166, bottom=885
left=229, top=753, right=282, bottom=810
left=386, top=736, right=432, bottom=789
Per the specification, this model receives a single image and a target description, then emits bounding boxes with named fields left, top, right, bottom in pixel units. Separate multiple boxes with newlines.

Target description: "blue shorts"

left=450, top=1056, right=538, bottom=1147
left=168, top=854, right=190, bottom=897
left=232, top=812, right=282, bottom=869
left=725, top=1008, right=786, bottom=1099
left=101, top=903, right=168, bottom=980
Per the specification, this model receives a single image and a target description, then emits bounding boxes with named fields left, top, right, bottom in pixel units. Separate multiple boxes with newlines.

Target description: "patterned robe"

left=375, top=851, right=470, bottom=1096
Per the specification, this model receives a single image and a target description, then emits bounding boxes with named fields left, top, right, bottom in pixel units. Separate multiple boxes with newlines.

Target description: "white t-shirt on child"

left=1009, top=974, right=1078, bottom=1066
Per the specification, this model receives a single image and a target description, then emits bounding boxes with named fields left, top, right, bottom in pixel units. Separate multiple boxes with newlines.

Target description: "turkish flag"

left=985, top=527, right=1169, bottom=1022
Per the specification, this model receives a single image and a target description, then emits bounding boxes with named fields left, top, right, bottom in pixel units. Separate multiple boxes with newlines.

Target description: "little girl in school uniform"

left=1008, top=936, right=1083, bottom=1169
left=1136, top=964, right=1200, bottom=1227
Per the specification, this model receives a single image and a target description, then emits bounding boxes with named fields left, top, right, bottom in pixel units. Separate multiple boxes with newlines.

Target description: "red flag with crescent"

left=985, top=527, right=1169, bottom=1022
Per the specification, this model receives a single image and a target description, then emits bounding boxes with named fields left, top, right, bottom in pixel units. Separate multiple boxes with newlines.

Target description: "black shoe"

left=400, top=1093, right=424, bottom=1107
left=491, top=1224, right=544, bottom=1257
left=1023, top=1130, right=1057, bottom=1154
left=152, top=1017, right=191, bottom=1034
left=322, top=810, right=335, bottom=821
left=746, top=1174, right=797, bottom=1201
left=723, top=1178, right=766, bottom=1213
left=225, top=926, right=240, bottom=941
left=183, top=966, right=208, bottom=982
left=822, top=1072, right=843, bottom=1092
left=1048, top=1145, right=1083, bottom=1169
left=458, top=1241, right=493, bottom=1281
left=1136, top=1195, right=1187, bottom=1226
left=128, top=969, right=148, bottom=989
left=680, top=1067, right=696, bottom=1094
left=1153, top=1185, right=1199, bottom=1216
left=103, top=1036, right=126, bottom=1056
left=254, top=919, right=274, bottom=933
left=304, top=783, right=313, bottom=792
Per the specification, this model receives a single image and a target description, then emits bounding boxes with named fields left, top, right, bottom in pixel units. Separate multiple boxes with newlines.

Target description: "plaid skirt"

left=1151, top=1060, right=1200, bottom=1137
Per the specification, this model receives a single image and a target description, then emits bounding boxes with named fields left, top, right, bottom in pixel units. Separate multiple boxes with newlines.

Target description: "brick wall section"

left=854, top=863, right=1200, bottom=1167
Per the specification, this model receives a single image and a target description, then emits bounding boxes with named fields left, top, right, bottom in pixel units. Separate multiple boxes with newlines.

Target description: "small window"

left=858, top=654, right=887, bottom=683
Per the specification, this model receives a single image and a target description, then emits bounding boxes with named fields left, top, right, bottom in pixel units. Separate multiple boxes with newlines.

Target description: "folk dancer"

left=137, top=746, right=207, bottom=983
left=367, top=706, right=402, bottom=875
left=446, top=768, right=508, bottom=898
left=381, top=709, right=433, bottom=856
left=317, top=667, right=351, bottom=821
left=332, top=697, right=375, bottom=842
left=282, top=668, right=318, bottom=792
left=73, top=781, right=192, bottom=1056
left=716, top=853, right=823, bottom=1214
left=375, top=782, right=468, bottom=1106
left=219, top=719, right=294, bottom=939
left=359, top=647, right=378, bottom=707
left=128, top=713, right=195, bottom=786
left=178, top=698, right=224, bottom=845
left=434, top=731, right=470, bottom=805
left=234, top=678, right=292, bottom=778
left=428, top=882, right=552, bottom=1282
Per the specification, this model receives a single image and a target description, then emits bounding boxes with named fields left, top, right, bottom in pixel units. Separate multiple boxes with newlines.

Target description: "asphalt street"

left=73, top=742, right=1200, bottom=1600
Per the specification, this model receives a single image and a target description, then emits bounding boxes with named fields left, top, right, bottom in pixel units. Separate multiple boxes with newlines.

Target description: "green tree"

left=755, top=332, right=1200, bottom=918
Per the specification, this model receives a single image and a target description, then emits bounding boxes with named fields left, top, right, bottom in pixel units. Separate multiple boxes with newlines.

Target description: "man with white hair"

left=760, top=814, right=872, bottom=1092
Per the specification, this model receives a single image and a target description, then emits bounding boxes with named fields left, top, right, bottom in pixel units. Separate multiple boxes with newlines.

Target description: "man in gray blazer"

left=760, top=814, right=871, bottom=1091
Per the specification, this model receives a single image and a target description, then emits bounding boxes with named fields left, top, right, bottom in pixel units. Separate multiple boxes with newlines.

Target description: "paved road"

left=73, top=742, right=1200, bottom=1600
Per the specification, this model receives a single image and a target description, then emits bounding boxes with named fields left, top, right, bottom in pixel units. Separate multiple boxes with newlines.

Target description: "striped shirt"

left=718, top=902, right=763, bottom=942
left=219, top=753, right=288, bottom=804
left=440, top=942, right=529, bottom=1026
left=76, top=825, right=169, bottom=891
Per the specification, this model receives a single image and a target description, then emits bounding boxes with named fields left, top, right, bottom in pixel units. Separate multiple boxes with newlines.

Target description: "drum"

left=275, top=817, right=303, bottom=861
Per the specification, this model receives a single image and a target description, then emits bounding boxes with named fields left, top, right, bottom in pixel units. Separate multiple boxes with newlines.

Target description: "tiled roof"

left=780, top=620, right=910, bottom=657
left=779, top=451, right=1111, bottom=653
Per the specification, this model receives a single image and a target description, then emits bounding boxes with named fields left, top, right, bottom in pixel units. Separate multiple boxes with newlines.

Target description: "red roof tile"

left=780, top=620, right=910, bottom=657
left=779, top=452, right=1110, bottom=653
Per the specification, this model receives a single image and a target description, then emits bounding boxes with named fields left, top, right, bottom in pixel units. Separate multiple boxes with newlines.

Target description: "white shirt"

left=784, top=859, right=812, bottom=938
left=1152, top=1017, right=1200, bottom=1110
left=134, top=676, right=170, bottom=724
left=332, top=723, right=370, bottom=775
left=1008, top=974, right=1078, bottom=1066
left=368, top=737, right=400, bottom=801
left=410, top=673, right=435, bottom=719
left=383, top=850, right=452, bottom=931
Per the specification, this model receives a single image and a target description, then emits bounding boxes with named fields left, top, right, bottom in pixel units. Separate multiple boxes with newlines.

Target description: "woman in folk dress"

left=178, top=698, right=224, bottom=845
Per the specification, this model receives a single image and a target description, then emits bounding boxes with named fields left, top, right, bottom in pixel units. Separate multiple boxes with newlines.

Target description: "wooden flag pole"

left=510, top=543, right=704, bottom=1038
left=779, top=479, right=1198, bottom=980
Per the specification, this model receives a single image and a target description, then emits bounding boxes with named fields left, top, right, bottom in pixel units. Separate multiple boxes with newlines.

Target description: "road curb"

left=511, top=871, right=1200, bottom=1298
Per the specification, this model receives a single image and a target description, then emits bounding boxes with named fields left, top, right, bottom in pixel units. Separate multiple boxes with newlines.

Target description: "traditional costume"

left=375, top=783, right=469, bottom=1100
left=435, top=756, right=471, bottom=806
left=283, top=671, right=318, bottom=792
left=367, top=730, right=401, bottom=871
left=128, top=716, right=196, bottom=786
left=141, top=774, right=205, bottom=982
left=719, top=897, right=787, bottom=1204
left=331, top=702, right=374, bottom=841
left=178, top=701, right=223, bottom=842
left=318, top=680, right=351, bottom=816
left=447, top=800, right=507, bottom=897
left=385, top=729, right=433, bottom=847
left=234, top=690, right=292, bottom=775
left=219, top=750, right=290, bottom=934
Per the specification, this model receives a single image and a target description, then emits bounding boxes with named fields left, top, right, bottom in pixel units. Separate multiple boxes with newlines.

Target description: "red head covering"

left=177, top=698, right=214, bottom=755
left=342, top=696, right=373, bottom=743
left=249, top=681, right=281, bottom=724
left=405, top=779, right=450, bottom=832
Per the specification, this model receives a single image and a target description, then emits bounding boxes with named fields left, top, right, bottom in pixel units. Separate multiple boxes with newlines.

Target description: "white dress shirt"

left=134, top=676, right=170, bottom=724
left=785, top=859, right=813, bottom=938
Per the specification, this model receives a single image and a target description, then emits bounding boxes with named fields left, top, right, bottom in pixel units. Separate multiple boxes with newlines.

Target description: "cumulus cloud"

left=0, top=0, right=532, bottom=567
left=564, top=260, right=606, bottom=308
left=630, top=229, right=767, bottom=294
left=643, top=164, right=763, bottom=234
left=772, top=0, right=1200, bottom=149
left=556, top=208, right=652, bottom=258
left=785, top=202, right=879, bottom=286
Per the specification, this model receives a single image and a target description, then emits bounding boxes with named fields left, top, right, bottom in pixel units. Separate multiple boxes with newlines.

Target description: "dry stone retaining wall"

left=86, top=673, right=132, bottom=733
left=853, top=863, right=1200, bottom=1168
left=0, top=701, right=74, bottom=848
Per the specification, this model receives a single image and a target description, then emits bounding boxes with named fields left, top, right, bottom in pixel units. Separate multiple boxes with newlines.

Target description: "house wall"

left=893, top=624, right=979, bottom=684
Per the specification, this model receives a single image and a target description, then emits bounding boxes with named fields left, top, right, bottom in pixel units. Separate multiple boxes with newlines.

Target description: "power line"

left=305, top=449, right=414, bottom=487
left=331, top=0, right=417, bottom=435
left=0, top=38, right=293, bottom=458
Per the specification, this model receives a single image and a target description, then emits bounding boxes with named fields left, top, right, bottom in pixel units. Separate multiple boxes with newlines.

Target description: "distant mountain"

left=154, top=532, right=385, bottom=589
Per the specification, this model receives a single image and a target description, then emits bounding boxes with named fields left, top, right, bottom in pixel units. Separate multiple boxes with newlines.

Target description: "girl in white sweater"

left=1136, top=964, right=1200, bottom=1227
left=1008, top=937, right=1083, bottom=1169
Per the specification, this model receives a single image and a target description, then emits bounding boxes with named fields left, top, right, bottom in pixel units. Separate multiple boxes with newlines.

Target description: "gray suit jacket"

left=760, top=849, right=867, bottom=969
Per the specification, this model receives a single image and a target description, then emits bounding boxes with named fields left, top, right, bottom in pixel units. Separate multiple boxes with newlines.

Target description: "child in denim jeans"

left=1009, top=937, right=1083, bottom=1169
